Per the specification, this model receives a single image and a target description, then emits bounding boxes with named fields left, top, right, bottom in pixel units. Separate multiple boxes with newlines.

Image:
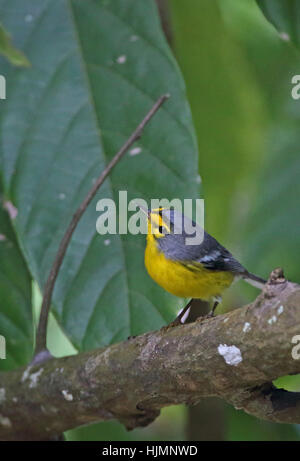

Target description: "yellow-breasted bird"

left=140, top=207, right=266, bottom=325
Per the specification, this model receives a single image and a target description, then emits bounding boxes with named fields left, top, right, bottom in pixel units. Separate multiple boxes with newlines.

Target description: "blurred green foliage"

left=0, top=22, right=30, bottom=67
left=226, top=404, right=300, bottom=441
left=170, top=0, right=265, bottom=244
left=66, top=405, right=187, bottom=441
left=258, top=0, right=300, bottom=49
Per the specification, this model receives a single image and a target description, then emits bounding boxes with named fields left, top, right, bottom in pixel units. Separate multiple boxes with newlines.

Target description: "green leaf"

left=0, top=0, right=198, bottom=350
left=0, top=191, right=33, bottom=370
left=257, top=0, right=300, bottom=48
left=0, top=22, right=30, bottom=67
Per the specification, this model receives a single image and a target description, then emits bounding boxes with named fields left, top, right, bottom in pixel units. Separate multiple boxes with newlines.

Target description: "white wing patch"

left=199, top=250, right=221, bottom=263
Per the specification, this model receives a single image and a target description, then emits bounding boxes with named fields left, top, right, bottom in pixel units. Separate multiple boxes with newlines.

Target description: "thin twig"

left=34, top=94, right=170, bottom=357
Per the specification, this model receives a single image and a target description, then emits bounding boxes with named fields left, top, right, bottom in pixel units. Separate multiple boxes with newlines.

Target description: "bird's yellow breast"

left=145, top=235, right=234, bottom=299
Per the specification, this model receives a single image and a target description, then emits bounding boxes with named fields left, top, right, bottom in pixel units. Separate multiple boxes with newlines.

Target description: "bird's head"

left=138, top=206, right=181, bottom=239
left=138, top=206, right=204, bottom=260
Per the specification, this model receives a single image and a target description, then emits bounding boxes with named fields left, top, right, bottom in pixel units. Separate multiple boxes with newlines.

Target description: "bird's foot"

left=127, top=335, right=137, bottom=340
left=160, top=317, right=183, bottom=332
left=199, top=300, right=218, bottom=320
left=195, top=311, right=214, bottom=323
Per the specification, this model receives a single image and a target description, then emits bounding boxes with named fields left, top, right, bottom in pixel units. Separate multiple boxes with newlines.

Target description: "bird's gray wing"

left=161, top=230, right=247, bottom=275
left=191, top=232, right=247, bottom=274
left=158, top=210, right=247, bottom=275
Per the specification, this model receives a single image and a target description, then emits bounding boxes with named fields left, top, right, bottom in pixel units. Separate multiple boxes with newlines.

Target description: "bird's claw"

left=160, top=318, right=183, bottom=332
left=195, top=312, right=214, bottom=323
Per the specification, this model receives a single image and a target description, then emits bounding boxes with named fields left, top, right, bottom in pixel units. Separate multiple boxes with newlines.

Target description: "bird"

left=140, top=206, right=266, bottom=326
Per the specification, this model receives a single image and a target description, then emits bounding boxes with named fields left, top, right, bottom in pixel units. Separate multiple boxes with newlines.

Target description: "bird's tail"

left=243, top=272, right=266, bottom=290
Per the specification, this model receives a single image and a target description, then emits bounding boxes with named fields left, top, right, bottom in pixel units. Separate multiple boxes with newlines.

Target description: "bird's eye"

left=158, top=208, right=164, bottom=234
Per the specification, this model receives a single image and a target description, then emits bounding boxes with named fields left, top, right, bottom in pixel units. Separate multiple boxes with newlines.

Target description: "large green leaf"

left=257, top=0, right=300, bottom=48
left=0, top=190, right=33, bottom=370
left=0, top=0, right=198, bottom=350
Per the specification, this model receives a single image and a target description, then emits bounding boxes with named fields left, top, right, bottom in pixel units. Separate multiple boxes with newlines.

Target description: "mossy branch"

left=1, top=270, right=300, bottom=440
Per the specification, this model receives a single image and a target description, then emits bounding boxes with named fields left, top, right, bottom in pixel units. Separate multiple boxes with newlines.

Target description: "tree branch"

left=1, top=270, right=300, bottom=440
left=34, top=94, right=170, bottom=358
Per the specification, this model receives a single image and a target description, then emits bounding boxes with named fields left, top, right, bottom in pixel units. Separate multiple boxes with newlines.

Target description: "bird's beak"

left=137, top=204, right=150, bottom=218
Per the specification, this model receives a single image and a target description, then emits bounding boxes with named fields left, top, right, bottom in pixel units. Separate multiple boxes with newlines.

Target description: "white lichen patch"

left=129, top=147, right=142, bottom=156
left=29, top=368, right=44, bottom=388
left=116, top=55, right=127, bottom=64
left=243, top=322, right=251, bottom=333
left=62, top=390, right=73, bottom=401
left=0, top=388, right=6, bottom=403
left=218, top=344, right=243, bottom=366
left=0, top=414, right=12, bottom=428
left=21, top=365, right=32, bottom=382
left=268, top=315, right=277, bottom=325
left=277, top=305, right=284, bottom=315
